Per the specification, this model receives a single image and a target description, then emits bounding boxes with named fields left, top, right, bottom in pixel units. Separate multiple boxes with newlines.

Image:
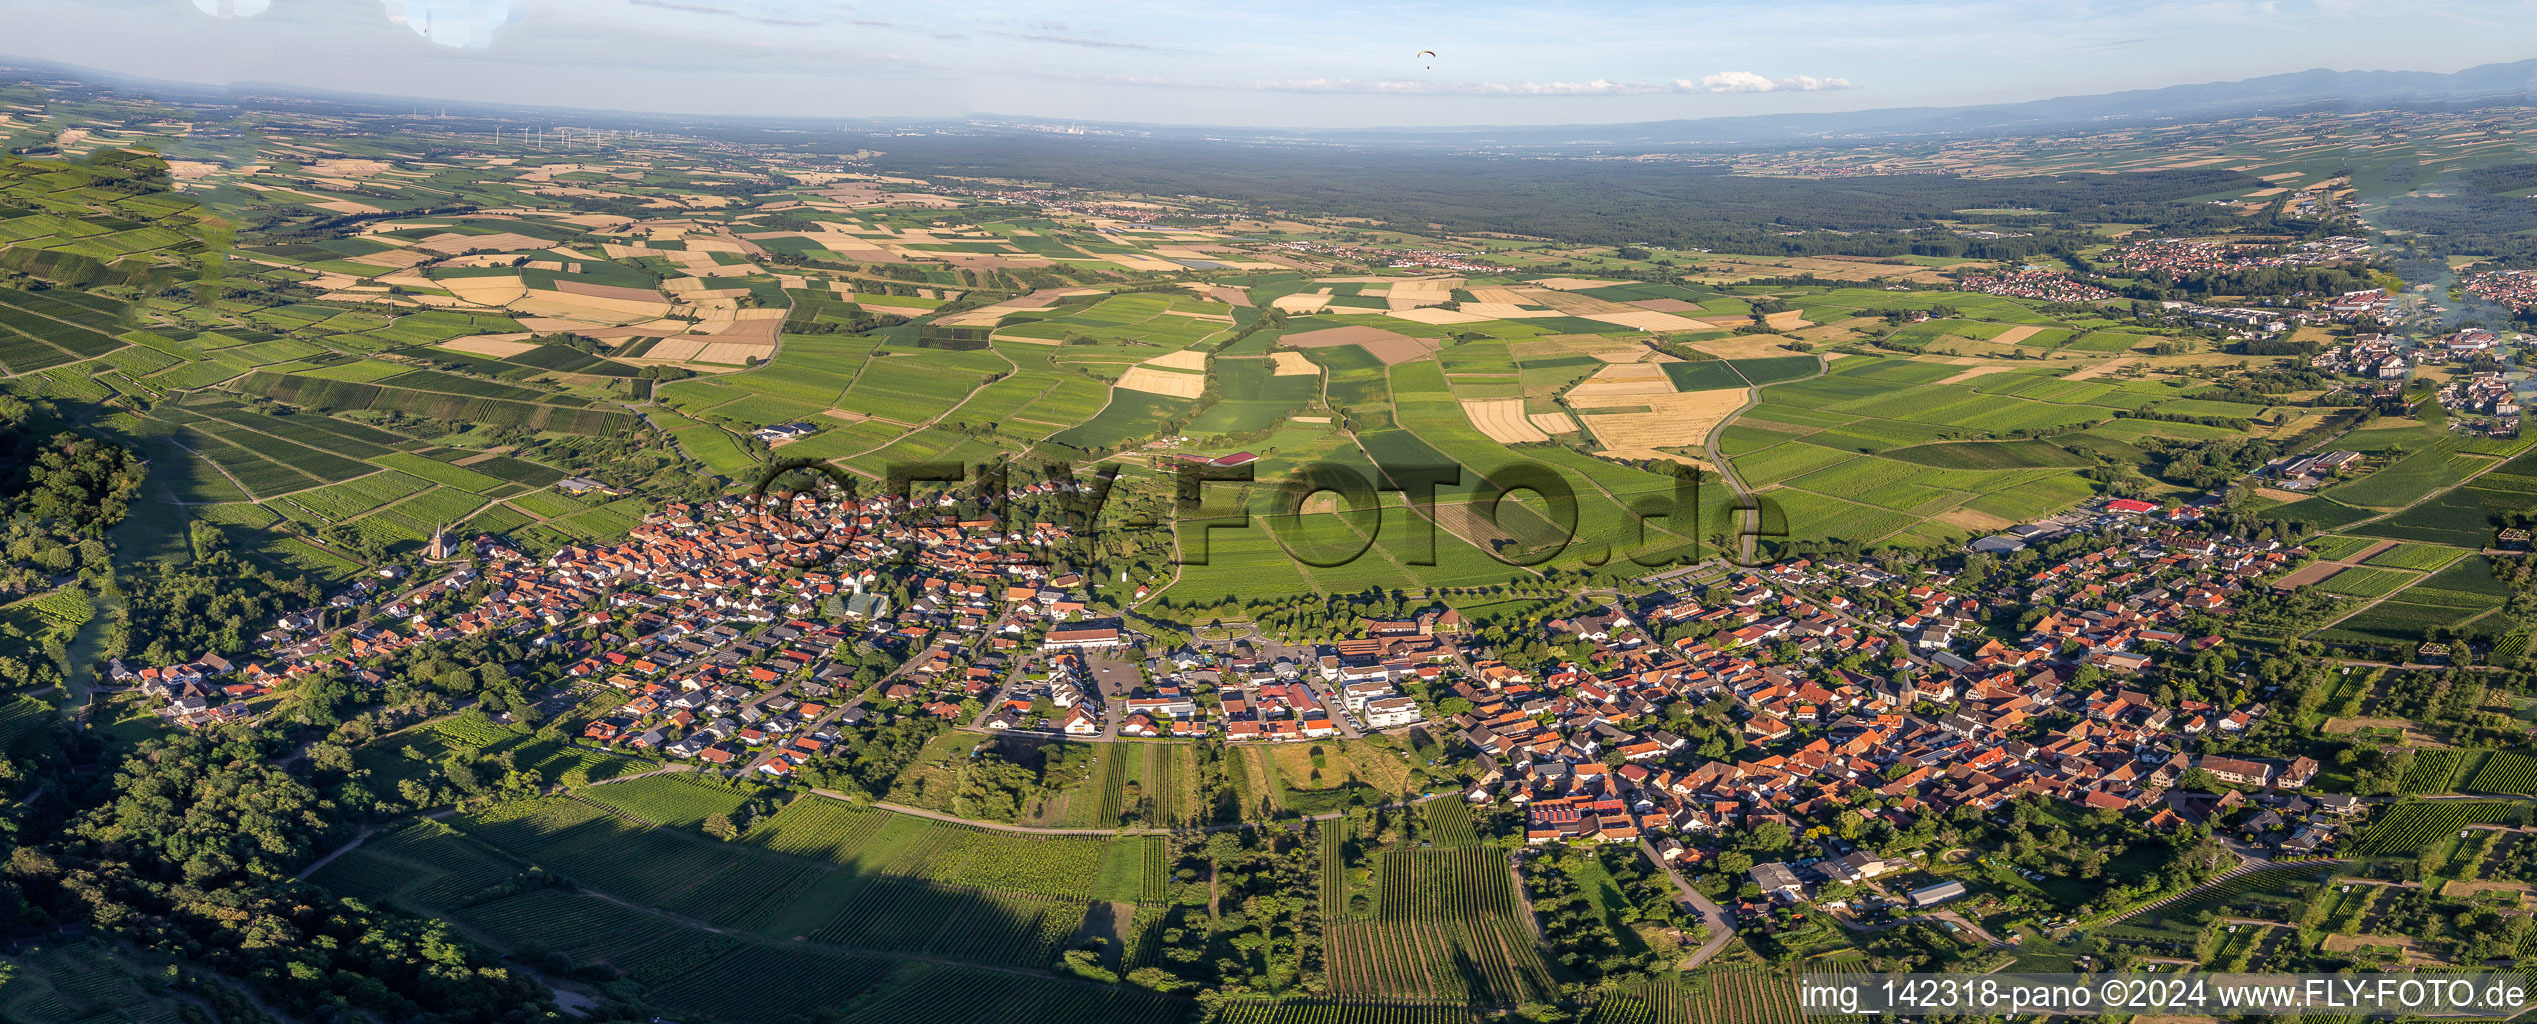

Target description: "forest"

left=852, top=137, right=2264, bottom=255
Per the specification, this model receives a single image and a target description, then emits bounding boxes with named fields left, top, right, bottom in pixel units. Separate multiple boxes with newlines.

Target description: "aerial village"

left=112, top=460, right=2374, bottom=931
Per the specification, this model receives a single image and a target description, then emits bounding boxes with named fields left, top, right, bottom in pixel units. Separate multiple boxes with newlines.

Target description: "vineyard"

left=822, top=963, right=1192, bottom=1024
left=1324, top=847, right=1556, bottom=1006
left=577, top=772, right=756, bottom=828
left=1422, top=800, right=1482, bottom=847
left=307, top=819, right=526, bottom=911
left=1626, top=966, right=1856, bottom=1024
left=2350, top=801, right=2523, bottom=855
left=1213, top=999, right=1485, bottom=1024
left=2460, top=751, right=2537, bottom=795
left=2399, top=748, right=2464, bottom=794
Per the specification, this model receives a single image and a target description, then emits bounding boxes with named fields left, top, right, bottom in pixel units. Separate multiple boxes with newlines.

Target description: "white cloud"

left=1680, top=71, right=1856, bottom=93
left=190, top=0, right=272, bottom=16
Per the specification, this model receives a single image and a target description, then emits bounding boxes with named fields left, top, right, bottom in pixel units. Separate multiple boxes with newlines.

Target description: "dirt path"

left=295, top=824, right=379, bottom=880
left=1702, top=353, right=1827, bottom=565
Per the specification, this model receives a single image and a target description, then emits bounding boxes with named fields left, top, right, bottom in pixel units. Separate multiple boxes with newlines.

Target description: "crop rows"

left=1326, top=918, right=1553, bottom=1006
left=1214, top=999, right=1484, bottom=1024
left=828, top=964, right=1189, bottom=1024
left=2462, top=751, right=2537, bottom=795
left=2351, top=802, right=2522, bottom=855
left=639, top=943, right=898, bottom=1021
left=2399, top=748, right=2464, bottom=794
left=745, top=795, right=890, bottom=859
left=578, top=773, right=754, bottom=828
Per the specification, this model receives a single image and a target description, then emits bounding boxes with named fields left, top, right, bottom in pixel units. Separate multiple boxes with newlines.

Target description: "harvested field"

left=1761, top=310, right=1813, bottom=330
left=1388, top=307, right=1491, bottom=325
left=440, top=276, right=529, bottom=306
left=695, top=342, right=772, bottom=365
left=2270, top=562, right=2348, bottom=590
left=1937, top=365, right=2019, bottom=385
left=1529, top=411, right=1578, bottom=434
left=555, top=280, right=666, bottom=304
left=646, top=338, right=708, bottom=361
left=2063, top=358, right=2134, bottom=381
left=440, top=334, right=539, bottom=358
left=1627, top=298, right=1703, bottom=312
left=1937, top=507, right=2015, bottom=532
left=1587, top=309, right=1712, bottom=331
left=1578, top=389, right=1746, bottom=450
left=1208, top=286, right=1253, bottom=307
left=414, top=231, right=551, bottom=254
left=1270, top=290, right=1332, bottom=313
left=1567, top=360, right=1681, bottom=403
left=1269, top=352, right=1317, bottom=376
left=1145, top=350, right=1209, bottom=371
left=1282, top=326, right=1435, bottom=365
left=1463, top=399, right=1548, bottom=443
left=1529, top=277, right=1616, bottom=291
left=1991, top=325, right=2048, bottom=346
left=1115, top=366, right=1206, bottom=398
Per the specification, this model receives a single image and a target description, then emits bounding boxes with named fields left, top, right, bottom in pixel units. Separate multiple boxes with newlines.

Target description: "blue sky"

left=11, top=0, right=2536, bottom=128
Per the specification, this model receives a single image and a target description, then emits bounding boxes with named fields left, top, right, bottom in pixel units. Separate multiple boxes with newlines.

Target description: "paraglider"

left=1417, top=49, right=1436, bottom=69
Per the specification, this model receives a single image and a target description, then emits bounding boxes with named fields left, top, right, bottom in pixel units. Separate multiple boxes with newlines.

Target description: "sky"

left=7, top=0, right=2535, bottom=129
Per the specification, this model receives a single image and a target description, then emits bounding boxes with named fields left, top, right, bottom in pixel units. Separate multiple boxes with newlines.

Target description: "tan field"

left=508, top=292, right=672, bottom=324
left=414, top=231, right=553, bottom=254
left=1269, top=352, right=1318, bottom=376
left=1587, top=309, right=1711, bottom=331
left=694, top=342, right=773, bottom=365
left=1467, top=287, right=1531, bottom=305
left=440, top=334, right=540, bottom=358
left=1761, top=310, right=1813, bottom=331
left=1628, top=298, right=1704, bottom=312
left=1578, top=389, right=1747, bottom=450
left=1145, top=350, right=1210, bottom=372
left=1937, top=365, right=2019, bottom=385
left=310, top=200, right=387, bottom=216
left=440, top=275, right=529, bottom=306
left=2062, top=358, right=2134, bottom=381
left=1388, top=306, right=1492, bottom=325
left=1937, top=507, right=2014, bottom=533
left=1115, top=366, right=1206, bottom=398
left=1692, top=335, right=1812, bottom=360
left=1282, top=325, right=1435, bottom=365
left=1457, top=302, right=1560, bottom=319
left=555, top=280, right=668, bottom=304
left=1529, top=411, right=1578, bottom=434
left=1566, top=360, right=1679, bottom=403
left=1271, top=290, right=1333, bottom=313
left=646, top=338, right=708, bottom=361
left=1463, top=399, right=1549, bottom=443
left=1990, top=325, right=2048, bottom=346
left=1528, top=277, right=1616, bottom=291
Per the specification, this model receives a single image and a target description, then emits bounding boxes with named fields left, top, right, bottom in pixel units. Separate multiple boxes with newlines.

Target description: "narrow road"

left=1699, top=353, right=1827, bottom=565
left=295, top=824, right=380, bottom=881
left=1637, top=836, right=1735, bottom=967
